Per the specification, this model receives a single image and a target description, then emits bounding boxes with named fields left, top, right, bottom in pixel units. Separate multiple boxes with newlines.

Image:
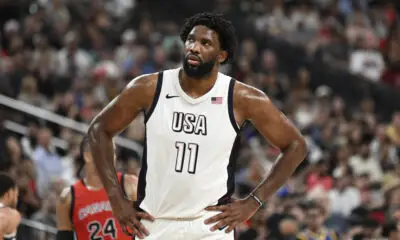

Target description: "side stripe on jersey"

left=136, top=129, right=148, bottom=208
left=216, top=78, right=241, bottom=205
left=217, top=135, right=240, bottom=205
left=69, top=185, right=75, bottom=223
left=144, top=72, right=164, bottom=123
left=228, top=78, right=240, bottom=134
left=138, top=72, right=163, bottom=208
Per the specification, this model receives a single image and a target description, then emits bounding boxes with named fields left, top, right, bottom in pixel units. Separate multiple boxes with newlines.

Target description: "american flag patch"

left=211, top=97, right=223, bottom=104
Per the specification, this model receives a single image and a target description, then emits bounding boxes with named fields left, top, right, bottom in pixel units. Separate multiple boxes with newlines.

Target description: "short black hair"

left=180, top=12, right=237, bottom=64
left=0, top=173, right=16, bottom=198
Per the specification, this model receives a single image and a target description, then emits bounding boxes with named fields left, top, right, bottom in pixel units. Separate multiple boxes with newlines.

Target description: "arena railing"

left=0, top=94, right=143, bottom=157
left=17, top=218, right=58, bottom=240
left=3, top=120, right=69, bottom=150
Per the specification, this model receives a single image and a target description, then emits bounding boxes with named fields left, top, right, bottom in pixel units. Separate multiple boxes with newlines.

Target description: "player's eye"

left=187, top=36, right=195, bottom=42
left=201, top=40, right=211, bottom=46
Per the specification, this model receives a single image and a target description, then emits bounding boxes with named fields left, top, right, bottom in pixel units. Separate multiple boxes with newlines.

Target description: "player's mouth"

left=187, top=54, right=202, bottom=66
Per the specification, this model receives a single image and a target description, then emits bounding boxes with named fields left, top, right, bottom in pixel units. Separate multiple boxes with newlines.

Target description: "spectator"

left=114, top=29, right=137, bottom=72
left=386, top=112, right=400, bottom=147
left=349, top=141, right=383, bottom=182
left=32, top=128, right=63, bottom=198
left=56, top=31, right=93, bottom=82
left=296, top=203, right=339, bottom=239
left=17, top=75, right=47, bottom=107
left=349, top=36, right=385, bottom=82
left=20, top=120, right=39, bottom=160
left=306, top=161, right=334, bottom=192
left=30, top=190, right=57, bottom=240
left=329, top=172, right=361, bottom=217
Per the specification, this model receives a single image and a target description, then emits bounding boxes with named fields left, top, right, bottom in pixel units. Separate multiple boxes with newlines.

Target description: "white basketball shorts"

left=137, top=211, right=234, bottom=240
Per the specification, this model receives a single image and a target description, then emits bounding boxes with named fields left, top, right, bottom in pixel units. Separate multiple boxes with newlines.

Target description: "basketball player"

left=56, top=136, right=138, bottom=240
left=88, top=12, right=307, bottom=239
left=0, top=173, right=20, bottom=240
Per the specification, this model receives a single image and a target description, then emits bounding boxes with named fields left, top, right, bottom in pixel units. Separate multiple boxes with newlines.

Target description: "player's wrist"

left=108, top=190, right=127, bottom=207
left=246, top=192, right=264, bottom=210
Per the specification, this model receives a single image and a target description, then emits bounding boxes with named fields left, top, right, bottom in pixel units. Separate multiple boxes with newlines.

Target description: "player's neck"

left=179, top=69, right=218, bottom=98
left=84, top=172, right=103, bottom=190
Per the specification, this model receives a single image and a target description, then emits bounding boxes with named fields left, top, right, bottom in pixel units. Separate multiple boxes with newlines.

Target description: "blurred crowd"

left=0, top=0, right=399, bottom=239
left=252, top=0, right=400, bottom=88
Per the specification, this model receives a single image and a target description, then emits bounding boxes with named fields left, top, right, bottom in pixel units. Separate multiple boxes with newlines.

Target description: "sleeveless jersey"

left=0, top=203, right=16, bottom=240
left=71, top=172, right=132, bottom=240
left=137, top=68, right=240, bottom=219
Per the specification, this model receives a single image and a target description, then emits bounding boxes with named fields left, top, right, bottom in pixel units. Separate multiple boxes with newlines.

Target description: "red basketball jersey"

left=71, top=172, right=132, bottom=240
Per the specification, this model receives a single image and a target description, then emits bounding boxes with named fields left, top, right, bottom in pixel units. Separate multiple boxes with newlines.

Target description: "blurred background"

left=0, top=0, right=399, bottom=239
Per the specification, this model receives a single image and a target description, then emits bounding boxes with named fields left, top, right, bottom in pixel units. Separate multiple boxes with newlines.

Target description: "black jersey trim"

left=69, top=185, right=75, bottom=223
left=217, top=134, right=240, bottom=205
left=144, top=72, right=163, bottom=123
left=228, top=79, right=240, bottom=134
left=136, top=128, right=148, bottom=208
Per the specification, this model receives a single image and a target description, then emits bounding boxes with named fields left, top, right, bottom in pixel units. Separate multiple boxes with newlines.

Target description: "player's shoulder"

left=231, top=79, right=269, bottom=100
left=124, top=72, right=163, bottom=105
left=0, top=208, right=20, bottom=220
left=126, top=72, right=160, bottom=90
left=0, top=208, right=21, bottom=230
left=231, top=79, right=272, bottom=114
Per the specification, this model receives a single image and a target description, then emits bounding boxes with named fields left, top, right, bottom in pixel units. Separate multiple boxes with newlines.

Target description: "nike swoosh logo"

left=166, top=94, right=179, bottom=99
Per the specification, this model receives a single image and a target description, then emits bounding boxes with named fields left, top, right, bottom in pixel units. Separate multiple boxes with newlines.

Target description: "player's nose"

left=188, top=41, right=201, bottom=54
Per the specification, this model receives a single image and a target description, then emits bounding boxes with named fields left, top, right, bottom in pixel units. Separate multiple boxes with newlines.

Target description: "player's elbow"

left=87, top=121, right=105, bottom=143
left=295, top=136, right=307, bottom=161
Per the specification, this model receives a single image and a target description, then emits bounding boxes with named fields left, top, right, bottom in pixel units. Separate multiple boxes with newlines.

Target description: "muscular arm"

left=234, top=82, right=307, bottom=203
left=123, top=174, right=138, bottom=201
left=87, top=74, right=157, bottom=205
left=56, top=187, right=73, bottom=231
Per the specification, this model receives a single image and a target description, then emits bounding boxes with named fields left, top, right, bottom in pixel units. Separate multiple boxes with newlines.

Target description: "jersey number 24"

left=175, top=141, right=199, bottom=174
left=87, top=218, right=117, bottom=240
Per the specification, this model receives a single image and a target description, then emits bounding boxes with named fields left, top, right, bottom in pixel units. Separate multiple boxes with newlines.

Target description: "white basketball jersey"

left=137, top=68, right=240, bottom=219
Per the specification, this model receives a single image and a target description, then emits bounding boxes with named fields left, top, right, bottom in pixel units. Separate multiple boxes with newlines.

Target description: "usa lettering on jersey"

left=172, top=112, right=207, bottom=135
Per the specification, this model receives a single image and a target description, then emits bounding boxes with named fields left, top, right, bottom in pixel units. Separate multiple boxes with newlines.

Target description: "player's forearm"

left=88, top=123, right=124, bottom=201
left=252, top=139, right=307, bottom=203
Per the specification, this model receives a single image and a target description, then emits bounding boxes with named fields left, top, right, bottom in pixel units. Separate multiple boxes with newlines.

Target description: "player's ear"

left=218, top=50, right=228, bottom=64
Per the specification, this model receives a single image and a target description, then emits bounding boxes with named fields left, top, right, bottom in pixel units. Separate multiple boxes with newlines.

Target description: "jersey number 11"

left=175, top=141, right=199, bottom=174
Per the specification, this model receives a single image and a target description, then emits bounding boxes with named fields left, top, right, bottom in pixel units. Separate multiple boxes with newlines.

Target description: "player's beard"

left=183, top=55, right=216, bottom=79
